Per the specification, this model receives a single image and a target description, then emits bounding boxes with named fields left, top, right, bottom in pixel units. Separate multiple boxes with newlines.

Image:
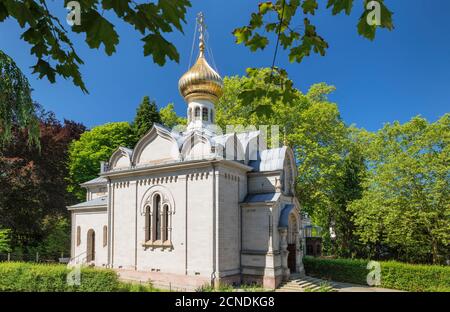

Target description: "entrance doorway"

left=86, top=229, right=95, bottom=262
left=287, top=244, right=296, bottom=272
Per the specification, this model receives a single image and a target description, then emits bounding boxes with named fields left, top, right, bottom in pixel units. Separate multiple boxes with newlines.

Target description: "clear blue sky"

left=1, top=0, right=449, bottom=131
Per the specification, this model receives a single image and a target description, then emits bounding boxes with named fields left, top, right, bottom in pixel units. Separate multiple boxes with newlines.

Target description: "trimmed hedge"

left=303, top=256, right=450, bottom=292
left=0, top=262, right=120, bottom=292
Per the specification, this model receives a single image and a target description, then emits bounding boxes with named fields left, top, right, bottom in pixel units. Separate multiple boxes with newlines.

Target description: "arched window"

left=202, top=107, right=208, bottom=121
left=153, top=194, right=161, bottom=241
left=210, top=110, right=214, bottom=123
left=288, top=214, right=297, bottom=244
left=194, top=107, right=200, bottom=120
left=103, top=225, right=107, bottom=247
left=143, top=192, right=173, bottom=247
left=76, top=226, right=81, bottom=246
left=86, top=229, right=95, bottom=262
left=188, top=107, right=192, bottom=122
left=145, top=205, right=151, bottom=241
left=163, top=204, right=169, bottom=241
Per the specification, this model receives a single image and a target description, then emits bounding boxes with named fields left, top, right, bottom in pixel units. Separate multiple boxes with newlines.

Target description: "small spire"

left=197, top=12, right=205, bottom=57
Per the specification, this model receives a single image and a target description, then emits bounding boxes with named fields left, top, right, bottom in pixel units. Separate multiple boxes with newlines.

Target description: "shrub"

left=117, top=281, right=160, bottom=292
left=380, top=261, right=450, bottom=292
left=0, top=262, right=120, bottom=292
left=303, top=256, right=450, bottom=292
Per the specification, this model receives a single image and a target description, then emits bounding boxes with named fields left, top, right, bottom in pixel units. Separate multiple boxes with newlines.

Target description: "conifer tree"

left=132, top=96, right=162, bottom=142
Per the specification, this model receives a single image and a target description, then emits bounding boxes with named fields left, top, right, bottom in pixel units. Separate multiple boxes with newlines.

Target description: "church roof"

left=67, top=195, right=107, bottom=210
left=279, top=203, right=295, bottom=228
left=248, top=146, right=288, bottom=172
left=242, top=192, right=281, bottom=204
left=80, top=176, right=107, bottom=187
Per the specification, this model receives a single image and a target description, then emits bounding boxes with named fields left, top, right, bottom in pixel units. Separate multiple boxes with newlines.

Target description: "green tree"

left=38, top=217, right=71, bottom=259
left=349, top=115, right=450, bottom=264
left=234, top=0, right=393, bottom=64
left=216, top=69, right=356, bottom=253
left=68, top=122, right=135, bottom=200
left=0, top=50, right=39, bottom=145
left=160, top=103, right=187, bottom=129
left=330, top=131, right=366, bottom=258
left=0, top=0, right=191, bottom=92
left=0, top=229, right=12, bottom=253
left=132, top=96, right=161, bottom=142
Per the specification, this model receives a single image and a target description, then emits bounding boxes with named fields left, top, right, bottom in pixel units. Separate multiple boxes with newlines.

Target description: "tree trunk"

left=432, top=239, right=438, bottom=264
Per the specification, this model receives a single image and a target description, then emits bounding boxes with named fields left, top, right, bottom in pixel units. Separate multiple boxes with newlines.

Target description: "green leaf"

left=142, top=33, right=179, bottom=65
left=326, top=0, right=354, bottom=15
left=250, top=13, right=263, bottom=28
left=0, top=2, right=8, bottom=21
left=246, top=33, right=269, bottom=51
left=158, top=0, right=190, bottom=33
left=357, top=0, right=394, bottom=40
left=259, top=2, right=274, bottom=14
left=302, top=0, right=318, bottom=15
left=31, top=59, right=56, bottom=83
left=73, top=11, right=119, bottom=55
left=101, top=0, right=131, bottom=17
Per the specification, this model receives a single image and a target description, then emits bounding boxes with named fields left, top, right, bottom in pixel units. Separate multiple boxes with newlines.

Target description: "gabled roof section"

left=242, top=192, right=281, bottom=204
left=67, top=195, right=107, bottom=210
left=279, top=203, right=295, bottom=228
left=80, top=176, right=107, bottom=187
left=131, top=123, right=181, bottom=165
left=109, top=146, right=133, bottom=170
left=249, top=146, right=287, bottom=172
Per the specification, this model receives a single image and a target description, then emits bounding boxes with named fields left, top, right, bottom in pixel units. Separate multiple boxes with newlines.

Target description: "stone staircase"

left=276, top=275, right=338, bottom=292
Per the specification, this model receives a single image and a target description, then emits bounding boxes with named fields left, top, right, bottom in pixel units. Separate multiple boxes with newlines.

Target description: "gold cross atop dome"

left=198, top=12, right=205, bottom=57
left=178, top=12, right=223, bottom=104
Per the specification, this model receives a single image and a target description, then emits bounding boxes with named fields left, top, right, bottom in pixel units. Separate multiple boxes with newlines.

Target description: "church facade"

left=68, top=13, right=304, bottom=290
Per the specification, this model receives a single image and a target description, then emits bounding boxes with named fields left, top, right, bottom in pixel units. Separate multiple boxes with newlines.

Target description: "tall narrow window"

left=145, top=205, right=151, bottom=242
left=188, top=107, right=192, bottom=122
left=202, top=107, right=208, bottom=121
left=163, top=204, right=169, bottom=241
left=194, top=107, right=200, bottom=120
left=103, top=225, right=107, bottom=247
left=76, top=226, right=81, bottom=246
left=210, top=110, right=214, bottom=123
left=153, top=194, right=161, bottom=241
left=86, top=229, right=95, bottom=262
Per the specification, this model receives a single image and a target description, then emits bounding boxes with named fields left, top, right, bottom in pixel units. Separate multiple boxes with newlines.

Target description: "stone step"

left=276, top=275, right=338, bottom=292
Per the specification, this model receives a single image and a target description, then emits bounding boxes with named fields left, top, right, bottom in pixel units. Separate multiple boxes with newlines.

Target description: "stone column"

left=295, top=232, right=305, bottom=275
left=279, top=228, right=290, bottom=281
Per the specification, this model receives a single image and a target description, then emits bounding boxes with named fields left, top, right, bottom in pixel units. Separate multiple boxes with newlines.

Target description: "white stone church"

left=68, top=13, right=304, bottom=289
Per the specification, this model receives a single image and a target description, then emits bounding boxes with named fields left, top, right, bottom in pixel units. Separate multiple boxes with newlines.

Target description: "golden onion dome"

left=178, top=55, right=223, bottom=103
left=178, top=12, right=223, bottom=103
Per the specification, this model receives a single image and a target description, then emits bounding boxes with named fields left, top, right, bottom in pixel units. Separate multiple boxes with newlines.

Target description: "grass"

left=195, top=283, right=267, bottom=292
left=117, top=281, right=162, bottom=292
